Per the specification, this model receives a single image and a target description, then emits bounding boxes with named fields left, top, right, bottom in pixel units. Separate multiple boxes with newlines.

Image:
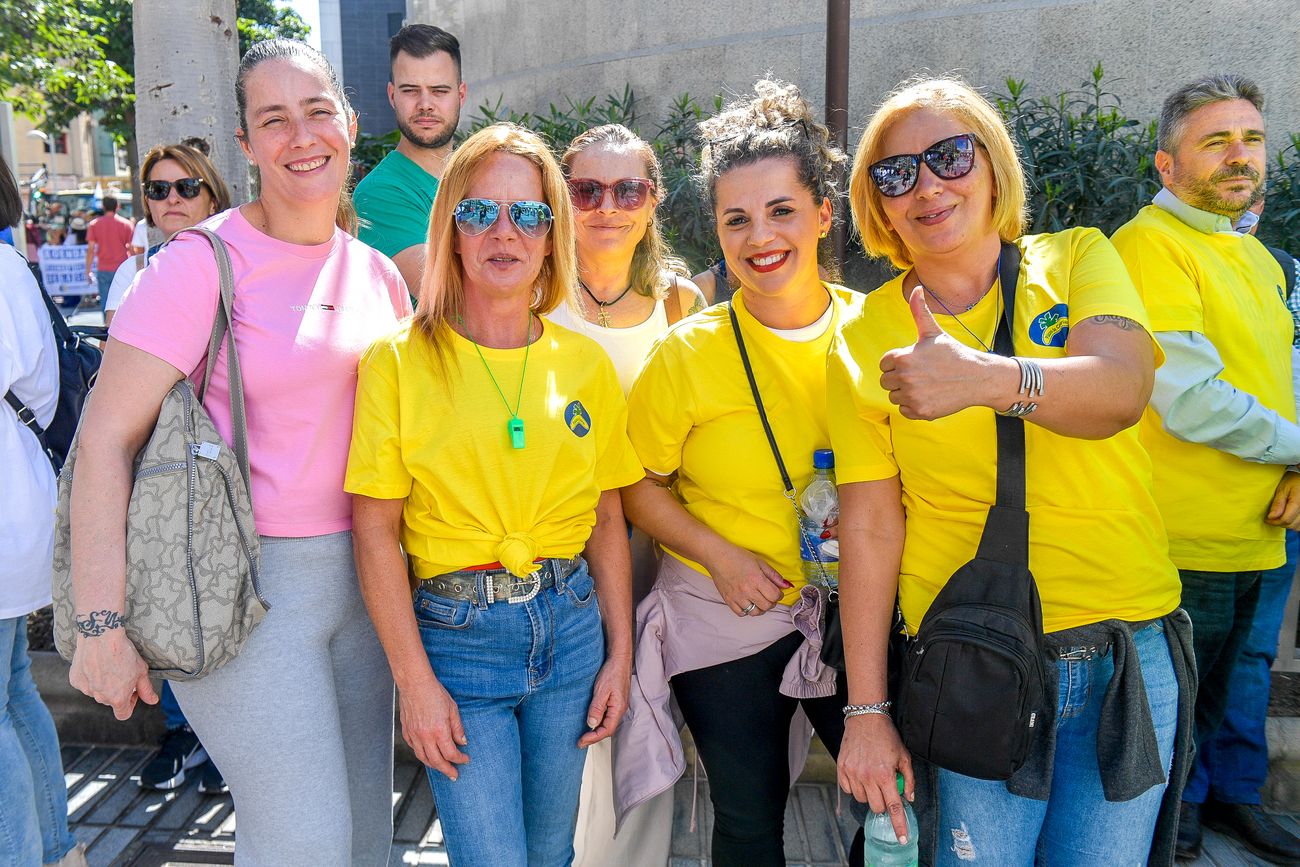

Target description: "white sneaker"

left=48, top=842, right=89, bottom=867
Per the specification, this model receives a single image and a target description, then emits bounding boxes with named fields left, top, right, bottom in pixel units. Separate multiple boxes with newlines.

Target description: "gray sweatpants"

left=172, top=531, right=395, bottom=866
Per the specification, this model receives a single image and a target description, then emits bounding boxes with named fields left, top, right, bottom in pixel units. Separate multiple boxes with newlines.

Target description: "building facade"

left=406, top=0, right=1300, bottom=155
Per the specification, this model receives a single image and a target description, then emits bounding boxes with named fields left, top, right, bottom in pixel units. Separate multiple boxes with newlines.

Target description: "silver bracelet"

left=997, top=357, right=1044, bottom=417
left=843, top=701, right=892, bottom=719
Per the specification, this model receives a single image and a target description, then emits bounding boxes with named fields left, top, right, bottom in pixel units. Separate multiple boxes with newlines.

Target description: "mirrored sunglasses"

left=453, top=198, right=554, bottom=239
left=142, top=178, right=208, bottom=201
left=868, top=134, right=978, bottom=198
left=567, top=177, right=655, bottom=211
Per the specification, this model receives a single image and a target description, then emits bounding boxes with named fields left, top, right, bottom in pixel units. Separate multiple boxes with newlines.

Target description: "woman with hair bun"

left=614, top=79, right=867, bottom=866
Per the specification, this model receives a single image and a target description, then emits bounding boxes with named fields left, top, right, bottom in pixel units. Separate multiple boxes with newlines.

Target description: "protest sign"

left=38, top=244, right=96, bottom=296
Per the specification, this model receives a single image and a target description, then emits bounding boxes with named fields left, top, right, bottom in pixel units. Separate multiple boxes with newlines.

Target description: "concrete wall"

left=340, top=0, right=408, bottom=137
left=407, top=0, right=1300, bottom=154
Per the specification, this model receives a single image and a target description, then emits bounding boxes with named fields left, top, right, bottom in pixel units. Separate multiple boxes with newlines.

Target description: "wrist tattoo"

left=1087, top=315, right=1140, bottom=331
left=75, top=610, right=125, bottom=637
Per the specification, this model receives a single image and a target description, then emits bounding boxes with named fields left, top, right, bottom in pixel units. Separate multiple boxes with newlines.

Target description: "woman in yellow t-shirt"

left=616, top=80, right=867, bottom=865
left=345, top=123, right=644, bottom=866
left=830, top=78, right=1186, bottom=864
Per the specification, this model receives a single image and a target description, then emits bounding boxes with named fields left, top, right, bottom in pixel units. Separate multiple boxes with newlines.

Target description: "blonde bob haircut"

left=414, top=123, right=578, bottom=366
left=850, top=77, right=1028, bottom=269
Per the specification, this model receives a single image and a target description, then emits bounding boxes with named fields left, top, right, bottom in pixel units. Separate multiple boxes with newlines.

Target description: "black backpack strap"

left=4, top=389, right=47, bottom=439
left=977, top=242, right=1030, bottom=566
left=4, top=251, right=66, bottom=445
left=1266, top=245, right=1297, bottom=299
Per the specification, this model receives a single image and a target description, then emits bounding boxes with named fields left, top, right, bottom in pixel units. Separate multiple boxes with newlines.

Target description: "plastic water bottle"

left=863, top=775, right=918, bottom=867
left=799, top=449, right=839, bottom=588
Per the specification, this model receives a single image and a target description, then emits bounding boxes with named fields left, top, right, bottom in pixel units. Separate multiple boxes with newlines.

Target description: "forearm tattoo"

left=75, top=610, right=125, bottom=637
left=1086, top=315, right=1141, bottom=331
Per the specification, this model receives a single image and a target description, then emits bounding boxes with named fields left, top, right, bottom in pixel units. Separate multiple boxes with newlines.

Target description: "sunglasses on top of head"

left=868, top=133, right=979, bottom=198
left=566, top=177, right=655, bottom=212
left=453, top=198, right=554, bottom=239
left=142, top=178, right=208, bottom=201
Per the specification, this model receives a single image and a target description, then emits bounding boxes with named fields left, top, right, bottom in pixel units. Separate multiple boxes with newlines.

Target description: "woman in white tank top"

left=548, top=124, right=704, bottom=867
left=547, top=125, right=704, bottom=396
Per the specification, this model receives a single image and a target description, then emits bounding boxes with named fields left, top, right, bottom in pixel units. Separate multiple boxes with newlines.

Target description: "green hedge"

left=352, top=68, right=1300, bottom=272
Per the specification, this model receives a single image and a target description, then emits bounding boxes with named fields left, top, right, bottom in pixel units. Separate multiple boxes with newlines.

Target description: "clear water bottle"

left=863, top=775, right=918, bottom=867
left=799, top=449, right=839, bottom=588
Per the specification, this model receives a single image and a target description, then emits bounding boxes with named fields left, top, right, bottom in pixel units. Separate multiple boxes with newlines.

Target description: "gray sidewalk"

left=61, top=741, right=1288, bottom=866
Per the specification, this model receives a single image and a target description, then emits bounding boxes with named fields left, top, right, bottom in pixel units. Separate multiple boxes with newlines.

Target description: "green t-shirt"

left=353, top=150, right=440, bottom=259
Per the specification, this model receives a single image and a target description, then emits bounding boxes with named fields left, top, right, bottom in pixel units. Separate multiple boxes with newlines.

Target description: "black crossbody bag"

left=727, top=303, right=850, bottom=670
left=894, top=242, right=1049, bottom=781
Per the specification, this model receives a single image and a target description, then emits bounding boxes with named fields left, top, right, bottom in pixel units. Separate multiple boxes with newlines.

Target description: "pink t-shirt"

left=111, top=207, right=412, bottom=536
left=87, top=213, right=135, bottom=272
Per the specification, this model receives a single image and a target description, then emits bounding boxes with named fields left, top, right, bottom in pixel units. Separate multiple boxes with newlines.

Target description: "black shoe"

left=1204, top=800, right=1300, bottom=865
left=139, top=726, right=207, bottom=790
left=1176, top=801, right=1203, bottom=862
left=197, top=759, right=228, bottom=796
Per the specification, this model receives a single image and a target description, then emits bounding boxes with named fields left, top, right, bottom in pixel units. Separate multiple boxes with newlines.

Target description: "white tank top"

left=545, top=296, right=670, bottom=396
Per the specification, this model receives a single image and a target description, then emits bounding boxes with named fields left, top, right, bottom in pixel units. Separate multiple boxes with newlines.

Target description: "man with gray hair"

left=1113, top=75, right=1300, bottom=863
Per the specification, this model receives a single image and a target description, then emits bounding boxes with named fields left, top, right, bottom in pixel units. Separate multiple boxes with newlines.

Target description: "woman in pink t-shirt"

left=67, top=40, right=411, bottom=864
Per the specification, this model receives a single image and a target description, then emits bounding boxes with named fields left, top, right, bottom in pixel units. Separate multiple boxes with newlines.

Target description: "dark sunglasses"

left=868, top=134, right=978, bottom=198
left=567, top=177, right=655, bottom=211
left=453, top=198, right=554, bottom=239
left=142, top=178, right=208, bottom=201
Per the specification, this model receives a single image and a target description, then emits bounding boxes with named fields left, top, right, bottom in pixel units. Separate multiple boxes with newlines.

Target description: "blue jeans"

left=1187, top=530, right=1299, bottom=804
left=0, top=616, right=78, bottom=866
left=935, top=622, right=1178, bottom=866
left=416, top=559, right=605, bottom=867
left=95, top=270, right=114, bottom=312
left=159, top=681, right=187, bottom=730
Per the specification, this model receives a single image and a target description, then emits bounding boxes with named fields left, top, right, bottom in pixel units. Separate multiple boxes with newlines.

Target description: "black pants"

left=672, top=630, right=866, bottom=867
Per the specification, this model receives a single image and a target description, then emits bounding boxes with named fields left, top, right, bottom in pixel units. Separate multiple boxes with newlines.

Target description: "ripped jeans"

left=934, top=622, right=1178, bottom=866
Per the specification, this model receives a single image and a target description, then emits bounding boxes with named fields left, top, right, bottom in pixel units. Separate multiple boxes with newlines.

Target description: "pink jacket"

left=611, top=554, right=835, bottom=829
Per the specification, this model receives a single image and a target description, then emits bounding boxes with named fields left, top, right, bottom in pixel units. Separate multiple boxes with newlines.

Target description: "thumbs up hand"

left=879, top=286, right=1004, bottom=421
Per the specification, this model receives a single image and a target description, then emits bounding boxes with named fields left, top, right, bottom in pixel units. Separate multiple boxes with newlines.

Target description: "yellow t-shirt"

left=344, top=319, right=645, bottom=579
left=1112, top=205, right=1292, bottom=571
left=827, top=228, right=1180, bottom=634
left=627, top=284, right=866, bottom=605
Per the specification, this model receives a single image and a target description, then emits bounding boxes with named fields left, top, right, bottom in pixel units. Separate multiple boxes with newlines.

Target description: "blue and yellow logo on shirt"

left=1029, top=304, right=1070, bottom=347
left=565, top=400, right=592, bottom=437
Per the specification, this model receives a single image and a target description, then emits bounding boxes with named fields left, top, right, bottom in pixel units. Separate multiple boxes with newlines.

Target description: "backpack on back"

left=4, top=255, right=103, bottom=473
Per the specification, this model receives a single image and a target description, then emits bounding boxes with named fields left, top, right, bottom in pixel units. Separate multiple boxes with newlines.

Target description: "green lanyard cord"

left=457, top=311, right=534, bottom=447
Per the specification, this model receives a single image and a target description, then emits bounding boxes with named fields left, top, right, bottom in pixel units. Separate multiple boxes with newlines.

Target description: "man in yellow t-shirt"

left=1111, top=74, right=1300, bottom=863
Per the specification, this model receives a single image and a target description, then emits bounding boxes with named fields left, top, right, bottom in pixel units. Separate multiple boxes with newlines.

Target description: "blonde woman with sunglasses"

left=545, top=124, right=705, bottom=867
left=548, top=124, right=705, bottom=395
left=829, top=77, right=1189, bottom=865
left=346, top=123, right=643, bottom=866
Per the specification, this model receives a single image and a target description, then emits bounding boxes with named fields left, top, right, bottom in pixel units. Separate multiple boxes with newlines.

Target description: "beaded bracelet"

left=843, top=700, right=893, bottom=719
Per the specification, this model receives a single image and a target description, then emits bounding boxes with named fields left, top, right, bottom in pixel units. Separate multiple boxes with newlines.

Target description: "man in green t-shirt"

left=354, top=24, right=466, bottom=298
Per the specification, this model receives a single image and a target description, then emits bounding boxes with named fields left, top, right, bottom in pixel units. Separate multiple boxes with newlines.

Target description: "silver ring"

left=741, top=602, right=757, bottom=615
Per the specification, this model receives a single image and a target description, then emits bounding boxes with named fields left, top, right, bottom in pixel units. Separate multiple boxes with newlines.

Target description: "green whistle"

left=508, top=416, right=526, bottom=449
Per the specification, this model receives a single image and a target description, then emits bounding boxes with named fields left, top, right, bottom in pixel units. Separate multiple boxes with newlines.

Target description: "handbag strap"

left=727, top=303, right=796, bottom=502
left=976, top=241, right=1030, bottom=566
left=182, top=227, right=252, bottom=490
left=728, top=301, right=835, bottom=587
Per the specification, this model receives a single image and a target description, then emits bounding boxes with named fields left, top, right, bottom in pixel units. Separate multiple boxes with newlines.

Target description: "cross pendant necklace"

left=580, top=280, right=635, bottom=327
